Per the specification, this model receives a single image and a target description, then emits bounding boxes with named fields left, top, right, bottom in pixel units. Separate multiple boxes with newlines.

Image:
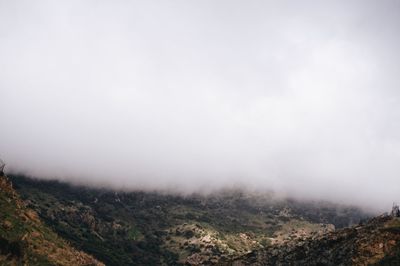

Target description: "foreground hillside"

left=0, top=174, right=104, bottom=265
left=11, top=174, right=372, bottom=265
left=229, top=215, right=400, bottom=265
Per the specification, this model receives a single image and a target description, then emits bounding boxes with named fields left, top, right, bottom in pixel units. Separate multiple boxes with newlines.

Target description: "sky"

left=1, top=1, right=400, bottom=210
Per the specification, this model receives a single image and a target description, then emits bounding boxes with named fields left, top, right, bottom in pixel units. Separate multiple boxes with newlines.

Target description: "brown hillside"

left=0, top=174, right=104, bottom=266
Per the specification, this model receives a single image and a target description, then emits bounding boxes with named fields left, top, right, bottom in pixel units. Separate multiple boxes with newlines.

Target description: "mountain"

left=228, top=215, right=400, bottom=265
left=8, top=174, right=378, bottom=265
left=0, top=174, right=104, bottom=265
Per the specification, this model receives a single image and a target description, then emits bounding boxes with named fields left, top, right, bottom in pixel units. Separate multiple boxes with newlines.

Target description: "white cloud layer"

left=1, top=0, right=400, bottom=210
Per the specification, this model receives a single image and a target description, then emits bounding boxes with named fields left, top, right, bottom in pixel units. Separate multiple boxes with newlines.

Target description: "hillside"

left=10, top=174, right=373, bottom=265
left=229, top=215, right=400, bottom=265
left=0, top=174, right=104, bottom=266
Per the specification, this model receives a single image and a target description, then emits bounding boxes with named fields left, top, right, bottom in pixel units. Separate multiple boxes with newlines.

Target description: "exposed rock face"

left=228, top=215, right=400, bottom=266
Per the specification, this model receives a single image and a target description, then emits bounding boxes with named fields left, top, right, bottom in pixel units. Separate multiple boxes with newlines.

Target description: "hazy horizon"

left=1, top=1, right=400, bottom=211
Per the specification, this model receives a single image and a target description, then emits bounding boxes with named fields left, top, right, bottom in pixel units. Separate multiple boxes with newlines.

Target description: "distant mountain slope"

left=0, top=174, right=104, bottom=266
left=11, top=174, right=373, bottom=265
left=228, top=215, right=400, bottom=265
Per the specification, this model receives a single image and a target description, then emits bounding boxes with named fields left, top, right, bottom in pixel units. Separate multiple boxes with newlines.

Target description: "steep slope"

left=11, top=174, right=372, bottom=265
left=229, top=215, right=400, bottom=265
left=0, top=174, right=104, bottom=266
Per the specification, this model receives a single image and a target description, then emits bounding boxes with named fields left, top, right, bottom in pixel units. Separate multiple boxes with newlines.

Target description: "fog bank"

left=1, top=1, right=400, bottom=210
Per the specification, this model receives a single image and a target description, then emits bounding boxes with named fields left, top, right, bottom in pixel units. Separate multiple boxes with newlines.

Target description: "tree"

left=0, top=159, right=5, bottom=176
left=391, top=203, right=400, bottom=217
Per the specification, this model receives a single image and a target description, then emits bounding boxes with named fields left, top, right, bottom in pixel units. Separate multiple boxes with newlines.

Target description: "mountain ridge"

left=10, top=174, right=380, bottom=265
left=2, top=172, right=398, bottom=265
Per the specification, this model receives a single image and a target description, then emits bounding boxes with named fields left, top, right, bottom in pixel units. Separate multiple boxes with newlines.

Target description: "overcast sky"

left=1, top=1, right=400, bottom=210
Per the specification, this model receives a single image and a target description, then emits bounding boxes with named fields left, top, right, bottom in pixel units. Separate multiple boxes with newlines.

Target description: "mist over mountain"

left=1, top=1, right=400, bottom=210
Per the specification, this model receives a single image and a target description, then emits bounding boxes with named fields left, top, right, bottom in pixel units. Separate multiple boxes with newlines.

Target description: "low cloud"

left=1, top=1, right=400, bottom=210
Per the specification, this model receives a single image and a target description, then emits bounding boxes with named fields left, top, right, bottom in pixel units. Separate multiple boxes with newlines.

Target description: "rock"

left=31, top=231, right=42, bottom=238
left=25, top=210, right=39, bottom=222
left=3, top=220, right=12, bottom=229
